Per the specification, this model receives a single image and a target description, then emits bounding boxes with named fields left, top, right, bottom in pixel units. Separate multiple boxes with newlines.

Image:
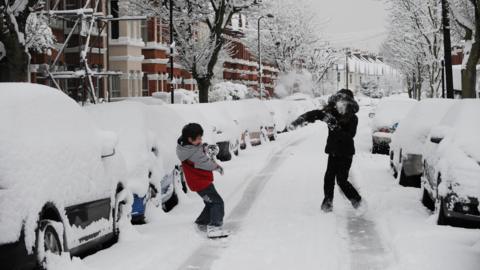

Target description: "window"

left=110, top=0, right=119, bottom=39
left=111, top=76, right=121, bottom=98
left=142, top=74, right=149, bottom=96
left=141, top=20, right=148, bottom=43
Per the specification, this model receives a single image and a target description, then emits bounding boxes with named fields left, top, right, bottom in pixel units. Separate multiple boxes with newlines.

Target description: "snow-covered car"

left=85, top=102, right=175, bottom=223
left=224, top=99, right=276, bottom=148
left=370, top=98, right=417, bottom=154
left=194, top=102, right=242, bottom=160
left=265, top=99, right=293, bottom=133
left=389, top=99, right=457, bottom=187
left=148, top=105, right=191, bottom=195
left=0, top=84, right=130, bottom=269
left=166, top=104, right=236, bottom=161
left=421, top=100, right=480, bottom=227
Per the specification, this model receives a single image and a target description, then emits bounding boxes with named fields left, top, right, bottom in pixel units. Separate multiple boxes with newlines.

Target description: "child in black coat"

left=292, top=89, right=362, bottom=212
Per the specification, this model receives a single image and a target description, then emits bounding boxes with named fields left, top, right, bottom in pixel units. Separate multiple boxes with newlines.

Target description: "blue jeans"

left=195, top=184, right=224, bottom=227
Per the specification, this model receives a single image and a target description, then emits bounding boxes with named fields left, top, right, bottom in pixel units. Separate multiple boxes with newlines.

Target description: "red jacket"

left=181, top=160, right=214, bottom=192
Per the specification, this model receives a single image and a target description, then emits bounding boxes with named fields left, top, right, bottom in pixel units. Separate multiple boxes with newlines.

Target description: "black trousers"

left=324, top=155, right=361, bottom=202
left=195, top=184, right=224, bottom=227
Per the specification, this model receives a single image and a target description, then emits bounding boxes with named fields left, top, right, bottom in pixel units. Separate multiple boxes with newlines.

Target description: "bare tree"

left=449, top=0, right=480, bottom=98
left=128, top=0, right=263, bottom=103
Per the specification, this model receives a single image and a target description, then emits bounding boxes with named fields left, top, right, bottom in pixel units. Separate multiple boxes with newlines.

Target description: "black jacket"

left=296, top=107, right=358, bottom=157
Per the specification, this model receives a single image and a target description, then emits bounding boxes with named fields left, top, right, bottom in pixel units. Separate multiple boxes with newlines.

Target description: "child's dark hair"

left=182, top=123, right=203, bottom=143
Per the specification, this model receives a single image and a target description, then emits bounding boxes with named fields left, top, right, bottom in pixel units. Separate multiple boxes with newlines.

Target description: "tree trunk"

left=0, top=34, right=28, bottom=82
left=462, top=41, right=480, bottom=98
left=197, top=77, right=211, bottom=103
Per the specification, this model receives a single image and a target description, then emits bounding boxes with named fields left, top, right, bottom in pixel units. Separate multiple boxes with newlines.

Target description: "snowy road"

left=51, top=107, right=480, bottom=270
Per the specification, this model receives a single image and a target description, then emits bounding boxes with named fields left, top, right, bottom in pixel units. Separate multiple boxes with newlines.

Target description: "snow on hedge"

left=152, top=89, right=198, bottom=104
left=0, top=83, right=120, bottom=250
left=391, top=99, right=457, bottom=155
left=209, top=82, right=248, bottom=102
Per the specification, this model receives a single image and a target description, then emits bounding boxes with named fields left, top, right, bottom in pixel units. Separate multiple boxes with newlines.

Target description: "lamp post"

left=169, top=0, right=175, bottom=104
left=345, top=50, right=351, bottom=89
left=441, top=0, right=454, bottom=99
left=257, top=14, right=274, bottom=100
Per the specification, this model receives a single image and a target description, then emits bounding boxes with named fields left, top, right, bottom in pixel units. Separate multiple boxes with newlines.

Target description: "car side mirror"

left=429, top=125, right=449, bottom=145
left=98, top=131, right=118, bottom=158
left=430, top=137, right=443, bottom=144
left=368, top=112, right=375, bottom=118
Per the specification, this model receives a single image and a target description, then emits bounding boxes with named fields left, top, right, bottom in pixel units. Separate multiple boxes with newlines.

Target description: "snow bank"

left=372, top=98, right=417, bottom=129
left=85, top=102, right=164, bottom=197
left=391, top=99, right=457, bottom=154
left=0, top=83, right=117, bottom=250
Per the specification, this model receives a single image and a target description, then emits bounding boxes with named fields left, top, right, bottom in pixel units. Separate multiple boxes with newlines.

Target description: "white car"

left=421, top=100, right=480, bottom=227
left=371, top=98, right=417, bottom=154
left=85, top=102, right=176, bottom=222
left=0, top=84, right=129, bottom=269
left=389, top=99, right=457, bottom=187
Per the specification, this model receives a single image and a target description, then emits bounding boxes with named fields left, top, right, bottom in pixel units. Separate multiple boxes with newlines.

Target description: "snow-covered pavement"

left=50, top=106, right=480, bottom=270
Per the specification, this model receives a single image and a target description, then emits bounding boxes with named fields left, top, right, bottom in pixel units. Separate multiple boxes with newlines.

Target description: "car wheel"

left=163, top=190, right=179, bottom=212
left=398, top=168, right=408, bottom=186
left=421, top=187, right=435, bottom=211
left=371, top=144, right=378, bottom=154
left=234, top=149, right=239, bottom=156
left=36, top=220, right=62, bottom=268
left=113, top=187, right=130, bottom=236
left=437, top=200, right=449, bottom=226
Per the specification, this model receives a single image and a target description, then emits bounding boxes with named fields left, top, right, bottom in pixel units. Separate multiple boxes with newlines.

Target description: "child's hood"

left=176, top=136, right=200, bottom=161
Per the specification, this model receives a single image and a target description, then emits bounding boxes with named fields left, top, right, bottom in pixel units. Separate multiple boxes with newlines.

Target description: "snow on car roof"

left=391, top=99, right=457, bottom=154
left=372, top=98, right=417, bottom=129
left=438, top=99, right=480, bottom=162
left=85, top=101, right=164, bottom=196
left=0, top=83, right=114, bottom=246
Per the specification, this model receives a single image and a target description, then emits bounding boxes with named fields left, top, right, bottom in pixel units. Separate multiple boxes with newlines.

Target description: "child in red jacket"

left=176, top=123, right=228, bottom=238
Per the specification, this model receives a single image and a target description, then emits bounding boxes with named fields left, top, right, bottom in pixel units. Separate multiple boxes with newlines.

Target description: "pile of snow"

left=219, top=99, right=275, bottom=134
left=0, top=83, right=120, bottom=251
left=152, top=89, right=198, bottom=104
left=85, top=102, right=164, bottom=197
left=372, top=98, right=417, bottom=129
left=209, top=82, right=248, bottom=102
left=391, top=99, right=457, bottom=155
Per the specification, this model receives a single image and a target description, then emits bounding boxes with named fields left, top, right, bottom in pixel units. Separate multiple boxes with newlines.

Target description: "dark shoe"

left=351, top=198, right=362, bottom=209
left=195, top=223, right=208, bottom=232
left=321, top=198, right=333, bottom=213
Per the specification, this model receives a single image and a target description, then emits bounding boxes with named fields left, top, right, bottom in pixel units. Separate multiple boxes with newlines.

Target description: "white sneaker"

left=207, top=226, right=229, bottom=239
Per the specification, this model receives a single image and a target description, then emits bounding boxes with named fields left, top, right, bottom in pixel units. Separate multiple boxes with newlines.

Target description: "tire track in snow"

left=345, top=159, right=391, bottom=270
left=177, top=136, right=307, bottom=270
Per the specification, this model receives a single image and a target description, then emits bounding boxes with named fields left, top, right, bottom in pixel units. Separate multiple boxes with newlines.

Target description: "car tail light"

left=378, top=127, right=391, bottom=133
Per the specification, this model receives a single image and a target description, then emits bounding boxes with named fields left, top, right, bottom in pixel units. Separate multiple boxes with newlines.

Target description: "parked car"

left=370, top=98, right=417, bottom=154
left=0, top=84, right=130, bottom=269
left=390, top=99, right=457, bottom=187
left=194, top=102, right=242, bottom=160
left=224, top=99, right=276, bottom=148
left=265, top=99, right=296, bottom=133
left=148, top=105, right=191, bottom=195
left=421, top=100, right=480, bottom=227
left=85, top=102, right=174, bottom=223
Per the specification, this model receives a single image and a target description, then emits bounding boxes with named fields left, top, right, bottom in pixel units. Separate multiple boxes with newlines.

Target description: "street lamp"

left=169, top=0, right=175, bottom=104
left=257, top=13, right=274, bottom=100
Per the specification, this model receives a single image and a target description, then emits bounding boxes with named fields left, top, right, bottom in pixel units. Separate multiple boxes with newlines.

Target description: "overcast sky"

left=305, top=0, right=388, bottom=52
